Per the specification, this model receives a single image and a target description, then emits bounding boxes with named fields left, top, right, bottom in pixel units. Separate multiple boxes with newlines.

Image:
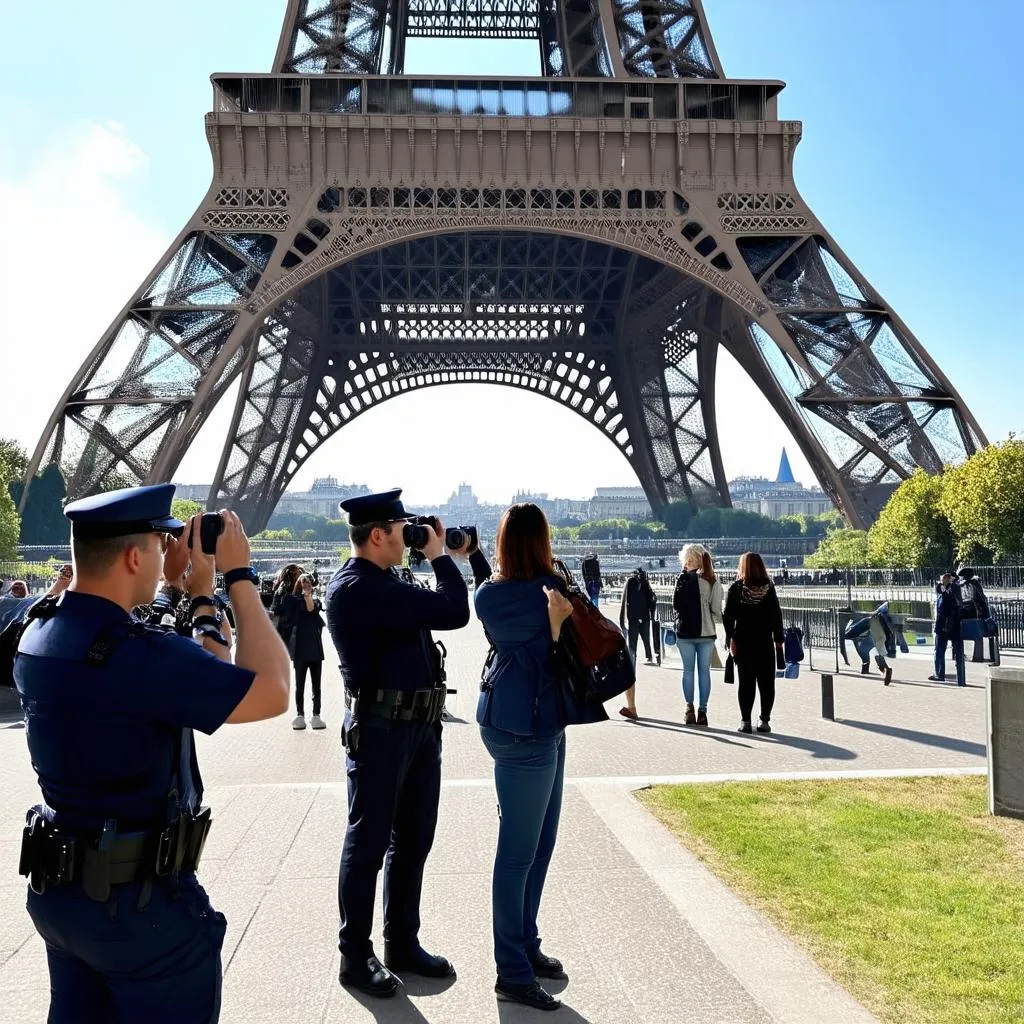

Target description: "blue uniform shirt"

left=15, top=592, right=255, bottom=833
left=326, top=555, right=469, bottom=695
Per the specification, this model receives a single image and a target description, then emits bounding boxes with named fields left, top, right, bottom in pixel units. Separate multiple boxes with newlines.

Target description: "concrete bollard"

left=988, top=666, right=1024, bottom=818
left=820, top=674, right=835, bottom=721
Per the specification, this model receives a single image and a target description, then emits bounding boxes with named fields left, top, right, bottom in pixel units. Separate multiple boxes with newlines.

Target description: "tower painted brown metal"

left=24, top=1, right=986, bottom=531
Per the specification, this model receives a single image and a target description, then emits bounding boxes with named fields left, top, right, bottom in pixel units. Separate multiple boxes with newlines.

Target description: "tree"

left=867, top=469, right=954, bottom=568
left=0, top=453, right=21, bottom=560
left=11, top=464, right=68, bottom=545
left=804, top=528, right=871, bottom=570
left=0, top=438, right=29, bottom=489
left=171, top=499, right=204, bottom=522
left=661, top=500, right=694, bottom=535
left=939, top=439, right=1024, bottom=562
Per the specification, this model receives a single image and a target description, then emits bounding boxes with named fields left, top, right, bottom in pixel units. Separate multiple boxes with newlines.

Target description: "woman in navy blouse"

left=474, top=502, right=574, bottom=1013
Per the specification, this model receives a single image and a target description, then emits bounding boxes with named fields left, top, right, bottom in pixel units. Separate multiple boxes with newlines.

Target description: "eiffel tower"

left=23, top=0, right=986, bottom=530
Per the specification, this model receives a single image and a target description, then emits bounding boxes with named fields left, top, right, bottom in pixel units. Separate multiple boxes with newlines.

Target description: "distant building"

left=588, top=486, right=652, bottom=521
left=171, top=483, right=210, bottom=503
left=730, top=449, right=833, bottom=519
left=275, top=477, right=371, bottom=517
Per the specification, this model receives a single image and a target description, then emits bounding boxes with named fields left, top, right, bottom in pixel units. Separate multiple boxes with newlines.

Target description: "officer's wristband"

left=194, top=626, right=229, bottom=648
left=192, top=613, right=222, bottom=631
left=189, top=596, right=217, bottom=617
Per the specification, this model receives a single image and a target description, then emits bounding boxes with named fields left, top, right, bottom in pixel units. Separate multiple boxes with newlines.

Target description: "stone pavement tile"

left=219, top=876, right=338, bottom=1024
left=0, top=932, right=50, bottom=1024
left=0, top=884, right=33, bottom=962
left=277, top=786, right=345, bottom=880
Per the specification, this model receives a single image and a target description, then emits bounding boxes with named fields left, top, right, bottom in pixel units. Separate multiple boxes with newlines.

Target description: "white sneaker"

left=310, top=714, right=326, bottom=730
left=292, top=714, right=306, bottom=730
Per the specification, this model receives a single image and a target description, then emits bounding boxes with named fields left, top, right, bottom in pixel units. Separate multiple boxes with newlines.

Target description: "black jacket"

left=280, top=593, right=326, bottom=663
left=723, top=580, right=784, bottom=661
left=326, top=555, right=469, bottom=695
left=620, top=572, right=657, bottom=625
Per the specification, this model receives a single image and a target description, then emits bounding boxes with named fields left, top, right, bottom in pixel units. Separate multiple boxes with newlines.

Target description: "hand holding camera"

left=403, top=516, right=445, bottom=562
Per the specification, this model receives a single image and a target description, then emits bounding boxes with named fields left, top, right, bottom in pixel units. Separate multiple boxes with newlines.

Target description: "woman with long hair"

left=271, top=563, right=305, bottom=641
left=283, top=573, right=327, bottom=730
left=723, top=552, right=784, bottom=734
left=672, top=543, right=723, bottom=727
left=474, top=503, right=574, bottom=1012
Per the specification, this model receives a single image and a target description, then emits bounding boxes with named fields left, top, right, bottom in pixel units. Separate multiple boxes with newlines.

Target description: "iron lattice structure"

left=25, top=0, right=985, bottom=531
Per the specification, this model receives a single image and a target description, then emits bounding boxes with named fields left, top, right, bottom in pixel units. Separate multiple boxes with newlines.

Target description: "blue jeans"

left=934, top=634, right=966, bottom=685
left=480, top=726, right=566, bottom=984
left=679, top=638, right=715, bottom=711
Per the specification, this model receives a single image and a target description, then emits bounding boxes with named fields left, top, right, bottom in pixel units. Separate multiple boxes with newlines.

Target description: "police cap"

left=339, top=488, right=414, bottom=526
left=64, top=484, right=186, bottom=540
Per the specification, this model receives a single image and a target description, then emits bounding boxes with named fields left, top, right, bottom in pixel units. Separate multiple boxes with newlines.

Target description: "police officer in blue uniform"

left=327, top=488, right=483, bottom=997
left=15, top=485, right=291, bottom=1023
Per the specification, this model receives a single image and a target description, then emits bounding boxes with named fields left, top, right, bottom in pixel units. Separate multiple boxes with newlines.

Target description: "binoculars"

left=403, top=517, right=478, bottom=553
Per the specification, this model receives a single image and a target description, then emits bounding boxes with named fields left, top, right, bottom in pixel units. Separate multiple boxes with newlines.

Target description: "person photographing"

left=14, top=485, right=290, bottom=1023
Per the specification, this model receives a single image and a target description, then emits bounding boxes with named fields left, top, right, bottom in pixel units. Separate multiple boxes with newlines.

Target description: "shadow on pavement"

left=346, top=990, right=433, bottom=1022
left=630, top=718, right=754, bottom=748
left=837, top=719, right=986, bottom=757
left=498, top=999, right=592, bottom=1023
left=753, top=731, right=858, bottom=761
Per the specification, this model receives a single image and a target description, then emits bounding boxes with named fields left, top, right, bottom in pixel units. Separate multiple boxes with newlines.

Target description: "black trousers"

left=294, top=660, right=322, bottom=716
left=338, top=712, right=442, bottom=962
left=627, top=619, right=653, bottom=663
left=737, top=651, right=776, bottom=723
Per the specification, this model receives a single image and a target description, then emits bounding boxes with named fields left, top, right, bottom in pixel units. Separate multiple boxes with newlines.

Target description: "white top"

left=698, top=577, right=724, bottom=638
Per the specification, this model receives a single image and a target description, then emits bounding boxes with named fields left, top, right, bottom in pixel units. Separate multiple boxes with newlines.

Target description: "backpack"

left=672, top=571, right=702, bottom=639
left=783, top=625, right=805, bottom=664
left=954, top=579, right=983, bottom=619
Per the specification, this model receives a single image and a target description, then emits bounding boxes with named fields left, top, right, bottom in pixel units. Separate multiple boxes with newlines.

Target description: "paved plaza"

left=0, top=603, right=995, bottom=1023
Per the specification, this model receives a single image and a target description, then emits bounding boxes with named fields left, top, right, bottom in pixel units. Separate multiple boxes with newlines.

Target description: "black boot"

left=495, top=979, right=561, bottom=1011
left=339, top=955, right=400, bottom=997
left=529, top=950, right=568, bottom=980
left=383, top=943, right=455, bottom=978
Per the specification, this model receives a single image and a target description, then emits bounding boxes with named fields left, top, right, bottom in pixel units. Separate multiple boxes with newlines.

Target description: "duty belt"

left=19, top=807, right=212, bottom=899
left=345, top=685, right=447, bottom=723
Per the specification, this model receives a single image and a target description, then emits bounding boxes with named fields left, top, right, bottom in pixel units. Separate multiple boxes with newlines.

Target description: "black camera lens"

left=403, top=522, right=431, bottom=550
left=445, top=525, right=478, bottom=550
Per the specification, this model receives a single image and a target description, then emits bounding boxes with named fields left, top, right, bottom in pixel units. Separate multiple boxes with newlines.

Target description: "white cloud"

left=0, top=120, right=169, bottom=463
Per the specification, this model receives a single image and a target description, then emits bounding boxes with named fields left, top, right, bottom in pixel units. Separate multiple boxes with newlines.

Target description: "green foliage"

left=867, top=469, right=953, bottom=568
left=0, top=443, right=23, bottom=560
left=171, top=499, right=204, bottom=522
left=253, top=528, right=294, bottom=541
left=9, top=464, right=68, bottom=545
left=266, top=512, right=350, bottom=541
left=0, top=438, right=29, bottom=484
left=939, top=439, right=1024, bottom=563
left=661, top=500, right=694, bottom=535
left=688, top=507, right=792, bottom=539
left=804, top=528, right=870, bottom=570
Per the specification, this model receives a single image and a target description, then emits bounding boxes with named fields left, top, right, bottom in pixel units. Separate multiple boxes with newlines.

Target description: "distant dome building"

left=730, top=449, right=834, bottom=519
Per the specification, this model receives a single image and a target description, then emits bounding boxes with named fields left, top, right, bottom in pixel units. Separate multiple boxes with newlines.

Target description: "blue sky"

left=0, top=1, right=1021, bottom=505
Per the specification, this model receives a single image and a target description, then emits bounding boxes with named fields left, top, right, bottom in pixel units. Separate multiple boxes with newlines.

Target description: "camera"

left=188, top=512, right=225, bottom=555
left=445, top=526, right=478, bottom=552
left=402, top=517, right=478, bottom=553
left=403, top=516, right=441, bottom=550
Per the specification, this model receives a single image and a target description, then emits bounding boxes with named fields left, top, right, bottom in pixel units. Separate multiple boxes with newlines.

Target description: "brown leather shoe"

left=618, top=706, right=638, bottom=721
left=696, top=709, right=708, bottom=727
left=684, top=704, right=697, bottom=726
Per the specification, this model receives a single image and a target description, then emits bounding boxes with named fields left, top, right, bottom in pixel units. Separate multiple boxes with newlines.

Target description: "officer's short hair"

left=72, top=533, right=153, bottom=574
left=349, top=521, right=395, bottom=548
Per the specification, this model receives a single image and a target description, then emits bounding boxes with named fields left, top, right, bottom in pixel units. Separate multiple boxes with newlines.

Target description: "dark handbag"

left=984, top=615, right=998, bottom=638
left=556, top=630, right=633, bottom=715
left=723, top=653, right=735, bottom=685
left=552, top=560, right=626, bottom=667
left=959, top=618, right=984, bottom=642
left=775, top=646, right=786, bottom=672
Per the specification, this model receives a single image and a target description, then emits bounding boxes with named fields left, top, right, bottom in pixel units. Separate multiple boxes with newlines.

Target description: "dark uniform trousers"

left=339, top=710, right=442, bottom=961
left=26, top=874, right=226, bottom=1024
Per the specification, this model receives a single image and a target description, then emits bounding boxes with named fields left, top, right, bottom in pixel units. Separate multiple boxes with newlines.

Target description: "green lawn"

left=639, top=777, right=1024, bottom=1024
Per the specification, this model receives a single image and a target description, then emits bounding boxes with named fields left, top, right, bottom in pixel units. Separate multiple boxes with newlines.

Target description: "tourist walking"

left=282, top=573, right=328, bottom=729
left=723, top=552, right=784, bottom=734
left=474, top=503, right=574, bottom=1012
left=618, top=566, right=659, bottom=720
left=672, top=544, right=723, bottom=727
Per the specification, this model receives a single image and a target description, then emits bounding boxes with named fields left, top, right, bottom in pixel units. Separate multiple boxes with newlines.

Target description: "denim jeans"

left=679, top=638, right=715, bottom=711
left=934, top=634, right=966, bottom=685
left=480, top=726, right=565, bottom=984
